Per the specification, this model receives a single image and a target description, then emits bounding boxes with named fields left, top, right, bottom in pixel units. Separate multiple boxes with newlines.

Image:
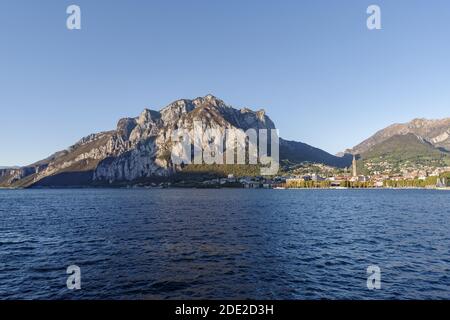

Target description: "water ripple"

left=0, top=189, right=449, bottom=299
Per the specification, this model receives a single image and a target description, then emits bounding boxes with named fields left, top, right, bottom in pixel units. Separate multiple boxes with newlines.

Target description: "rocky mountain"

left=360, top=133, right=450, bottom=163
left=0, top=95, right=350, bottom=188
left=355, top=133, right=450, bottom=176
left=347, top=118, right=450, bottom=155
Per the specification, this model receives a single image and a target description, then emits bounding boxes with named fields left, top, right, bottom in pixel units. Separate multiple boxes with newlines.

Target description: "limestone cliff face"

left=0, top=95, right=277, bottom=187
left=92, top=95, right=276, bottom=184
left=0, top=94, right=353, bottom=188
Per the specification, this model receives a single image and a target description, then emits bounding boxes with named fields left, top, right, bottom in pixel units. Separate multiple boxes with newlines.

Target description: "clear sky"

left=1, top=0, right=450, bottom=166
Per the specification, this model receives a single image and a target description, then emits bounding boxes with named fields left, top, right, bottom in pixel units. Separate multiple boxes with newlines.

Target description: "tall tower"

left=352, top=155, right=357, bottom=177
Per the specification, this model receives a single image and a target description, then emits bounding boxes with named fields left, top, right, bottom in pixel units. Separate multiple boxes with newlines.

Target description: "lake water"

left=0, top=189, right=449, bottom=300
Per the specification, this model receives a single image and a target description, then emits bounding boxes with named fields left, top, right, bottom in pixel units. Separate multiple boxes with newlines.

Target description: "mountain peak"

left=349, top=117, right=450, bottom=155
left=204, top=94, right=218, bottom=101
left=137, top=108, right=160, bottom=124
left=409, top=118, right=430, bottom=128
left=0, top=95, right=350, bottom=188
left=192, top=94, right=227, bottom=109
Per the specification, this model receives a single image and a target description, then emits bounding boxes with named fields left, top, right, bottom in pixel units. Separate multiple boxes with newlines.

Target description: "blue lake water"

left=0, top=189, right=449, bottom=299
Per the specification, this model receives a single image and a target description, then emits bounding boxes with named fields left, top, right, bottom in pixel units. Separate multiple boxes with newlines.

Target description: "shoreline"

left=1, top=186, right=449, bottom=191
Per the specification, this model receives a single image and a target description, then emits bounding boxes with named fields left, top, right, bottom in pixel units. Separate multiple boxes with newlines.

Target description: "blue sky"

left=1, top=0, right=450, bottom=166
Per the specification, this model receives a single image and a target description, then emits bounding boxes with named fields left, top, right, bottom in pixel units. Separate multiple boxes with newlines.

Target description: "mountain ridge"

left=347, top=117, right=450, bottom=155
left=355, top=132, right=450, bottom=175
left=0, top=95, right=349, bottom=188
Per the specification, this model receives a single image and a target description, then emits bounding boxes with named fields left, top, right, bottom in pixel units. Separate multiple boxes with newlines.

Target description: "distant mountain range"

left=2, top=97, right=449, bottom=188
left=347, top=118, right=450, bottom=155
left=0, top=95, right=350, bottom=188
left=359, top=133, right=449, bottom=162
left=346, top=118, right=450, bottom=171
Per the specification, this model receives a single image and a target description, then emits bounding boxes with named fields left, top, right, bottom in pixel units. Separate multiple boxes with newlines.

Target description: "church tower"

left=352, top=155, right=357, bottom=177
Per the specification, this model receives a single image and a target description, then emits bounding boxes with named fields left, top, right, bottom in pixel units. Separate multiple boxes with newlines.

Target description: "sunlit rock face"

left=2, top=95, right=279, bottom=187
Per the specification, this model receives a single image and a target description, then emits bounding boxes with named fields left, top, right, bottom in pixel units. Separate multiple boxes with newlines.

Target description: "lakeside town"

left=3, top=155, right=449, bottom=190
left=279, top=156, right=450, bottom=189
left=135, top=156, right=450, bottom=190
